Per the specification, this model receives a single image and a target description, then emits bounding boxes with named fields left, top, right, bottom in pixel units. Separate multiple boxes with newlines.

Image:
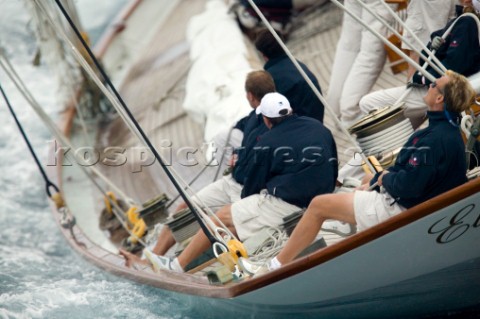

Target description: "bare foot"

left=119, top=249, right=148, bottom=268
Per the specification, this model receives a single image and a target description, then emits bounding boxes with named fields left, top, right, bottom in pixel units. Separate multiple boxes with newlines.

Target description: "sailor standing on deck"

left=326, top=0, right=399, bottom=127
left=240, top=70, right=477, bottom=275
left=401, top=0, right=457, bottom=79
left=142, top=93, right=338, bottom=273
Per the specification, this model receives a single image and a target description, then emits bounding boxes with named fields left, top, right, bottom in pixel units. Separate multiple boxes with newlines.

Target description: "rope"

left=364, top=0, right=446, bottom=76
left=0, top=81, right=60, bottom=198
left=45, top=0, right=229, bottom=247
left=0, top=53, right=146, bottom=246
left=34, top=0, right=239, bottom=246
left=248, top=227, right=289, bottom=262
left=391, top=12, right=478, bottom=108
left=25, top=0, right=91, bottom=145
left=328, top=0, right=436, bottom=83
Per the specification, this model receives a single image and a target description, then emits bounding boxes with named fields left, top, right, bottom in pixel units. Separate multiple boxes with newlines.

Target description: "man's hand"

left=431, top=36, right=445, bottom=50
left=229, top=154, right=238, bottom=168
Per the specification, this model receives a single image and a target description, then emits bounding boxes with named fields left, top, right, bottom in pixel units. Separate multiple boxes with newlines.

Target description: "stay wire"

left=53, top=0, right=220, bottom=246
left=0, top=82, right=59, bottom=197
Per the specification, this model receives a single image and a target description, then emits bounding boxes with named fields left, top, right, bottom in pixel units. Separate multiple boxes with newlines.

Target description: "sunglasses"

left=431, top=81, right=444, bottom=93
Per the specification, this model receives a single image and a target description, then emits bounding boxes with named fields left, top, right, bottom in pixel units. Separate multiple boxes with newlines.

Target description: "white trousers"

left=327, top=0, right=396, bottom=125
left=401, top=0, right=456, bottom=51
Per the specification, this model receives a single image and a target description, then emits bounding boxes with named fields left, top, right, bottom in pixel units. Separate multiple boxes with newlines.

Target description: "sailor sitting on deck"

left=254, top=28, right=325, bottom=123
left=359, top=0, right=480, bottom=129
left=240, top=70, right=477, bottom=276
left=133, top=93, right=338, bottom=273
left=120, top=70, right=274, bottom=268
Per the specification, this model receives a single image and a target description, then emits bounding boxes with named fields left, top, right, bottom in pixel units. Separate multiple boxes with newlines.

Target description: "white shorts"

left=231, top=192, right=301, bottom=241
left=353, top=190, right=406, bottom=232
left=192, top=175, right=242, bottom=210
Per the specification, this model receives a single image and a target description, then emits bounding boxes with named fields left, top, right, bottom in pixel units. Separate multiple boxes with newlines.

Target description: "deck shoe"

left=238, top=257, right=271, bottom=277
left=143, top=249, right=181, bottom=273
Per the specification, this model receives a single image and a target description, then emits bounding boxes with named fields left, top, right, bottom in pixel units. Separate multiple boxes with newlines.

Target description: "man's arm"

left=241, top=145, right=271, bottom=198
left=381, top=147, right=436, bottom=199
left=412, top=17, right=478, bottom=85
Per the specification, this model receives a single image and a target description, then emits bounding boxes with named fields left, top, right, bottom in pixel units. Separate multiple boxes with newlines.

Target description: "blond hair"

left=443, top=70, right=477, bottom=113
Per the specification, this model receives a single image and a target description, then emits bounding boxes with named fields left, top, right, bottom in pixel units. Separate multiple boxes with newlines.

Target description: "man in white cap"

left=142, top=93, right=338, bottom=273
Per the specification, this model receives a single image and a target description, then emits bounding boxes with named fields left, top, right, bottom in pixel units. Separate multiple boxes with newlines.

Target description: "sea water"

left=0, top=1, right=200, bottom=318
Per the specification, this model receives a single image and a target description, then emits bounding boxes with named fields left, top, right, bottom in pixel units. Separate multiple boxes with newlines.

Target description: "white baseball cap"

left=256, top=92, right=292, bottom=118
left=473, top=0, right=480, bottom=13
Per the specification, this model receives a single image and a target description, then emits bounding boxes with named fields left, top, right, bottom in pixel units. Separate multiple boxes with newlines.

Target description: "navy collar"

left=427, top=111, right=460, bottom=126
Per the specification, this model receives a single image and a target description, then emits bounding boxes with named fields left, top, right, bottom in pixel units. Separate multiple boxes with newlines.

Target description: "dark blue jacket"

left=413, top=13, right=480, bottom=85
left=232, top=110, right=269, bottom=185
left=241, top=0, right=292, bottom=9
left=241, top=115, right=338, bottom=208
left=264, top=55, right=325, bottom=122
left=374, top=112, right=467, bottom=209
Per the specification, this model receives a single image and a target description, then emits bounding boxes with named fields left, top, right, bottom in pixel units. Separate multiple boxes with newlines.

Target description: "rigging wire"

left=358, top=0, right=446, bottom=76
left=0, top=53, right=146, bottom=247
left=389, top=12, right=480, bottom=107
left=51, top=0, right=226, bottom=247
left=328, top=0, right=437, bottom=83
left=246, top=0, right=375, bottom=173
left=25, top=0, right=91, bottom=146
left=0, top=82, right=59, bottom=198
left=31, top=1, right=229, bottom=240
left=31, top=0, right=238, bottom=251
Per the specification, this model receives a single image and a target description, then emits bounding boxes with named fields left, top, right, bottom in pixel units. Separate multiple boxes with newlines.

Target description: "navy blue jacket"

left=241, top=0, right=292, bottom=9
left=241, top=115, right=338, bottom=208
left=374, top=112, right=467, bottom=209
left=232, top=110, right=269, bottom=185
left=264, top=55, right=325, bottom=122
left=413, top=13, right=480, bottom=85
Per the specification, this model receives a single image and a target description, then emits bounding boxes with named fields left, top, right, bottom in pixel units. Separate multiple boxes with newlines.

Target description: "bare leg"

left=151, top=227, right=177, bottom=256
left=150, top=201, right=189, bottom=255
left=119, top=228, right=175, bottom=267
left=276, top=192, right=356, bottom=265
left=177, top=205, right=238, bottom=269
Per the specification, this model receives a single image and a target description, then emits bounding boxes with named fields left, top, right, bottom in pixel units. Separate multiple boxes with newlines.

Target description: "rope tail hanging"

left=0, top=82, right=64, bottom=210
left=52, top=0, right=221, bottom=247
